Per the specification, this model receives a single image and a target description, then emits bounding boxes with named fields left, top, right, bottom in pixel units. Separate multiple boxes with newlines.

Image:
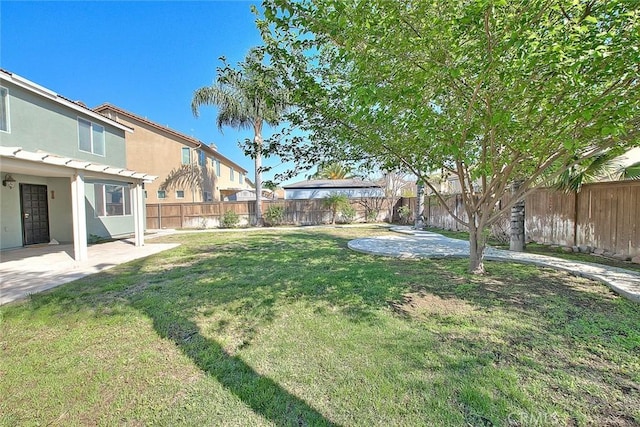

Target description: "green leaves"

left=258, top=0, right=639, bottom=267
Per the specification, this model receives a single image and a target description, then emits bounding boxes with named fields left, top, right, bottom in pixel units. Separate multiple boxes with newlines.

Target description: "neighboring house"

left=425, top=174, right=464, bottom=195
left=283, top=179, right=384, bottom=200
left=0, top=70, right=155, bottom=261
left=224, top=188, right=275, bottom=202
left=94, top=104, right=251, bottom=202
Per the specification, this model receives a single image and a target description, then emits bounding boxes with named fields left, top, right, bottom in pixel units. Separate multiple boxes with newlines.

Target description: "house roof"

left=93, top=103, right=248, bottom=174
left=0, top=146, right=157, bottom=183
left=0, top=69, right=133, bottom=133
left=283, top=179, right=382, bottom=189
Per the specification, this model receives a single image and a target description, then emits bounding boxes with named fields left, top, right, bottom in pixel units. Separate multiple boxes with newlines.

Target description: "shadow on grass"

left=134, top=298, right=340, bottom=427
left=15, top=228, right=640, bottom=426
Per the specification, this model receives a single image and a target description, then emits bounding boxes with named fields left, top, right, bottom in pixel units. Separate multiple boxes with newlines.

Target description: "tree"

left=623, top=162, right=640, bottom=179
left=311, top=162, right=353, bottom=180
left=192, top=47, right=290, bottom=225
left=382, top=171, right=414, bottom=222
left=322, top=193, right=349, bottom=225
left=258, top=0, right=640, bottom=273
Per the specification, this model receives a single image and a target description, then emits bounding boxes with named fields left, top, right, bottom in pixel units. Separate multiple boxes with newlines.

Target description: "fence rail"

left=146, top=198, right=394, bottom=229
left=146, top=181, right=638, bottom=257
left=415, top=180, right=640, bottom=257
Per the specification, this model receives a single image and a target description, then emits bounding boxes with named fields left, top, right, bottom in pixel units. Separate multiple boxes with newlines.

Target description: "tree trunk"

left=414, top=184, right=425, bottom=229
left=509, top=180, right=525, bottom=252
left=468, top=222, right=486, bottom=274
left=254, top=132, right=264, bottom=226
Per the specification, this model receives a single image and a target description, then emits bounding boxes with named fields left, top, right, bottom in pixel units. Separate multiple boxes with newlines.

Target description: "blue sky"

left=0, top=0, right=303, bottom=184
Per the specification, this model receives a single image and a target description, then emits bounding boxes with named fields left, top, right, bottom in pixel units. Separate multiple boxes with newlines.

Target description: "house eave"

left=93, top=103, right=249, bottom=174
left=0, top=70, right=133, bottom=133
left=0, top=147, right=157, bottom=183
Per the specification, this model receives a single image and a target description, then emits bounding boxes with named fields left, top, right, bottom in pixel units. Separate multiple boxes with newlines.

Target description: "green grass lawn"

left=1, top=227, right=639, bottom=426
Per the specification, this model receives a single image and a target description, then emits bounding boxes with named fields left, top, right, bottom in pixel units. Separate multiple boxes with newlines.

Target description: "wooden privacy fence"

left=526, top=181, right=640, bottom=257
left=411, top=180, right=639, bottom=257
left=146, top=202, right=256, bottom=229
left=146, top=198, right=393, bottom=229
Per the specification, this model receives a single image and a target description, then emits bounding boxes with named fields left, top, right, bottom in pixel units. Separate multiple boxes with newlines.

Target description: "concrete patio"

left=0, top=239, right=179, bottom=305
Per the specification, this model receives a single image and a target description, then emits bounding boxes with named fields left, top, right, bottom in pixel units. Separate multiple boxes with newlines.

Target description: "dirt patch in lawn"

left=391, top=291, right=475, bottom=319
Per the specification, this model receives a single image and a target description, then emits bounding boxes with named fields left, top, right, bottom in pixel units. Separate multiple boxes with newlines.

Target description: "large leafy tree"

left=258, top=0, right=640, bottom=273
left=192, top=47, right=290, bottom=225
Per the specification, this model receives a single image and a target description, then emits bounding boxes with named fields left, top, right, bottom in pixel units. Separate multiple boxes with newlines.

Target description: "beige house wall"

left=213, top=158, right=251, bottom=200
left=96, top=106, right=251, bottom=203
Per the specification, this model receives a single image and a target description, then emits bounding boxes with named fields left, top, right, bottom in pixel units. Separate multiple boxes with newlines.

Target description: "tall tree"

left=192, top=47, right=290, bottom=225
left=311, top=162, right=353, bottom=180
left=258, top=0, right=640, bottom=273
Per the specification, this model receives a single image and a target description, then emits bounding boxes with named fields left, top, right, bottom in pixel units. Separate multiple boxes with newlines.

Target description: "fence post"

left=573, top=190, right=579, bottom=247
left=180, top=204, right=184, bottom=229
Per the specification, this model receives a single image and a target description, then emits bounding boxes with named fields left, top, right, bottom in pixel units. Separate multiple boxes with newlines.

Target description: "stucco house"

left=0, top=70, right=155, bottom=261
left=94, top=104, right=252, bottom=203
left=283, top=179, right=384, bottom=200
left=224, top=188, right=275, bottom=202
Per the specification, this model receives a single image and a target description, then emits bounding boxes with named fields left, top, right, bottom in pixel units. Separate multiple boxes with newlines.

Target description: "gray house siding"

left=84, top=181, right=138, bottom=240
left=0, top=81, right=126, bottom=167
left=0, top=174, right=73, bottom=249
left=285, top=187, right=384, bottom=200
left=0, top=75, right=139, bottom=250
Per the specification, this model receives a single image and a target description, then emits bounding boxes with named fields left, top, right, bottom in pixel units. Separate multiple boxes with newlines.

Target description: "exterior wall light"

left=2, top=174, right=16, bottom=189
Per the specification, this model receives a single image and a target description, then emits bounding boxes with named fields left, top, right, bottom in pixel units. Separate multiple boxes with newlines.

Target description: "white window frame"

left=176, top=190, right=185, bottom=199
left=93, top=183, right=131, bottom=217
left=181, top=147, right=191, bottom=165
left=157, top=190, right=167, bottom=199
left=230, top=168, right=235, bottom=182
left=0, top=86, right=10, bottom=133
left=215, top=159, right=221, bottom=177
left=78, top=117, right=105, bottom=156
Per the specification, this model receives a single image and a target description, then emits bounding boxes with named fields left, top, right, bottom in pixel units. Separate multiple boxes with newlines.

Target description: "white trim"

left=176, top=190, right=185, bottom=199
left=0, top=71, right=132, bottom=133
left=77, top=117, right=106, bottom=157
left=71, top=172, right=88, bottom=262
left=0, top=86, right=10, bottom=133
left=93, top=183, right=133, bottom=218
left=132, top=183, right=144, bottom=247
left=0, top=147, right=157, bottom=183
left=181, top=147, right=191, bottom=165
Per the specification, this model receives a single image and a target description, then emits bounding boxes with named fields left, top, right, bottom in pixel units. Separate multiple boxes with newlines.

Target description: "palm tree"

left=311, top=162, right=353, bottom=180
left=191, top=48, right=290, bottom=225
left=622, top=162, right=640, bottom=179
left=553, top=149, right=639, bottom=193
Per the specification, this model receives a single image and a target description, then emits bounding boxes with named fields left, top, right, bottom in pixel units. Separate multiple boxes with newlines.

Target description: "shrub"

left=397, top=205, right=412, bottom=224
left=220, top=210, right=240, bottom=228
left=322, top=193, right=349, bottom=224
left=264, top=205, right=286, bottom=226
left=339, top=204, right=357, bottom=224
left=365, top=209, right=379, bottom=222
left=87, top=234, right=106, bottom=244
